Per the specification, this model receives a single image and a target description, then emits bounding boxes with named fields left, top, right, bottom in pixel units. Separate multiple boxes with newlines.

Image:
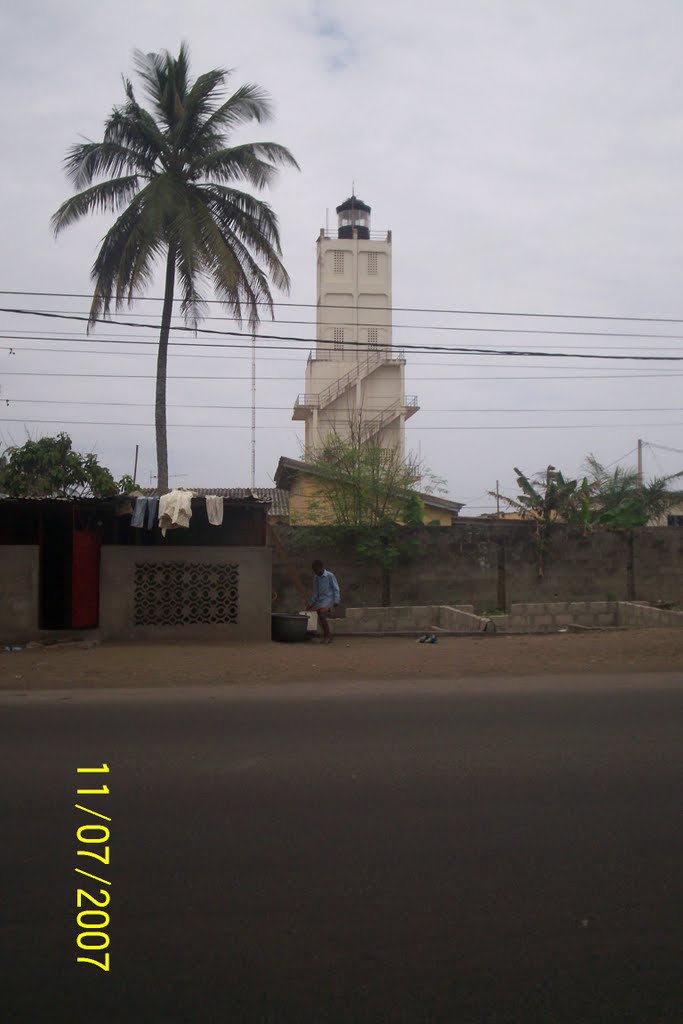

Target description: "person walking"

left=307, top=560, right=340, bottom=644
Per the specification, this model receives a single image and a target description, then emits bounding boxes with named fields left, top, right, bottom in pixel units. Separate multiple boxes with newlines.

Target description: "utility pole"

left=133, top=444, right=139, bottom=485
left=496, top=480, right=500, bottom=515
left=250, top=330, right=256, bottom=490
left=637, top=438, right=643, bottom=488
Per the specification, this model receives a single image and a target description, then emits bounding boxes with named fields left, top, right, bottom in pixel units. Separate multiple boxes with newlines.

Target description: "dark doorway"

left=40, top=505, right=73, bottom=629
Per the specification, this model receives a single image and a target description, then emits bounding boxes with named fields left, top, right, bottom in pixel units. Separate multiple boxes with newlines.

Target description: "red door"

left=72, top=530, right=101, bottom=628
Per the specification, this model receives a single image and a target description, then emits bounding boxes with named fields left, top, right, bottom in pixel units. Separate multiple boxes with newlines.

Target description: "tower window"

left=367, top=252, right=378, bottom=275
left=368, top=328, right=379, bottom=349
left=333, top=251, right=345, bottom=274
left=333, top=327, right=344, bottom=350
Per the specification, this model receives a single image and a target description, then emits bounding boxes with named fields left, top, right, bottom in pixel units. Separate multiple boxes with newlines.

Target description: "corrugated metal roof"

left=138, top=487, right=290, bottom=517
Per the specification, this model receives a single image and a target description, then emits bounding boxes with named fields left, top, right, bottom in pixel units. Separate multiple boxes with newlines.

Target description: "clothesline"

left=130, top=489, right=224, bottom=534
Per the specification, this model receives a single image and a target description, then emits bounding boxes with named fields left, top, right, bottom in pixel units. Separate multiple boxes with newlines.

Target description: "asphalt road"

left=2, top=675, right=683, bottom=1023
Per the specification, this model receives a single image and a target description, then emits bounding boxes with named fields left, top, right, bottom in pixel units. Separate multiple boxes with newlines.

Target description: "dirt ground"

left=1, top=627, right=683, bottom=690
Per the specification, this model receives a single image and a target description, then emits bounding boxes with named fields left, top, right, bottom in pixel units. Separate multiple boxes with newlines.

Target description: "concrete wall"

left=329, top=601, right=683, bottom=635
left=334, top=604, right=485, bottom=634
left=493, top=601, right=618, bottom=633
left=334, top=604, right=475, bottom=633
left=100, top=546, right=272, bottom=642
left=0, top=546, right=39, bottom=642
left=271, top=523, right=683, bottom=613
left=617, top=602, right=683, bottom=628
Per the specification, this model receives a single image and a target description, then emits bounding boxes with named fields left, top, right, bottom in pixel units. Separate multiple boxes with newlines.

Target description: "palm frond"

left=190, top=83, right=275, bottom=152
left=106, top=101, right=169, bottom=172
left=169, top=195, right=211, bottom=328
left=513, top=467, right=544, bottom=507
left=175, top=68, right=228, bottom=150
left=132, top=47, right=190, bottom=125
left=192, top=142, right=300, bottom=188
left=201, top=184, right=286, bottom=252
left=51, top=177, right=140, bottom=235
left=64, top=141, right=151, bottom=190
left=201, top=185, right=291, bottom=297
left=183, top=192, right=274, bottom=328
left=192, top=203, right=261, bottom=326
left=87, top=184, right=163, bottom=321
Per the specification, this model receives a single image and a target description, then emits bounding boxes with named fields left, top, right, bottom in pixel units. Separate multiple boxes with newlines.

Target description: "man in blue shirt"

left=307, top=559, right=340, bottom=644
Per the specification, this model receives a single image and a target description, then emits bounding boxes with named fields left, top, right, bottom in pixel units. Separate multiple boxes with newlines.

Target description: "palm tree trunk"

left=155, top=244, right=176, bottom=492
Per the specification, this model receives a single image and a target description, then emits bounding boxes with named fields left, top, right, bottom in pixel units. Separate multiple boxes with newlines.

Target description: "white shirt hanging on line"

left=205, top=495, right=224, bottom=526
left=158, top=489, right=194, bottom=537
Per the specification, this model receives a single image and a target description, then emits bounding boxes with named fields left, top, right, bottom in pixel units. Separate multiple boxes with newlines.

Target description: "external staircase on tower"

left=293, top=349, right=408, bottom=419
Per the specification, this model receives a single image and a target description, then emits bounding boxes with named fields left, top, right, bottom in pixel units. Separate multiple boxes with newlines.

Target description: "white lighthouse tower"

left=292, top=196, right=418, bottom=456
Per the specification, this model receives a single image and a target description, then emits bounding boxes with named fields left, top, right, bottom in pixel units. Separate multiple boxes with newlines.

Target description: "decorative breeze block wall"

left=133, top=562, right=239, bottom=627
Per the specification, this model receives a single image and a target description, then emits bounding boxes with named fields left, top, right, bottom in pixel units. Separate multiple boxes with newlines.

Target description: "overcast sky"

left=2, top=0, right=683, bottom=511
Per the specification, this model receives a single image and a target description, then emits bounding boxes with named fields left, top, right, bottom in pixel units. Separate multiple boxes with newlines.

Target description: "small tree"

left=491, top=466, right=588, bottom=577
left=305, top=430, right=433, bottom=605
left=1, top=433, right=134, bottom=498
left=307, top=433, right=421, bottom=527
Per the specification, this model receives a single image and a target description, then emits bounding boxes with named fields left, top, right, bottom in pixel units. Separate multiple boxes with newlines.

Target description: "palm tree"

left=52, top=44, right=299, bottom=490
left=584, top=455, right=683, bottom=527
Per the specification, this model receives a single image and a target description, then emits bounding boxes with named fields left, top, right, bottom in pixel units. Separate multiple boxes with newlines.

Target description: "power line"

left=647, top=441, right=683, bottom=456
left=3, top=418, right=683, bottom=432
left=3, top=398, right=683, bottom=414
left=2, top=289, right=683, bottom=324
left=6, top=323, right=683, bottom=361
left=3, top=370, right=683, bottom=382
left=602, top=447, right=640, bottom=470
left=8, top=307, right=683, bottom=345
left=5, top=340, right=683, bottom=372
left=5, top=325, right=683, bottom=353
left=4, top=306, right=683, bottom=361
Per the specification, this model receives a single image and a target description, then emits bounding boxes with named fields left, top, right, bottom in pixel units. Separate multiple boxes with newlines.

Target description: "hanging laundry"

left=158, top=489, right=194, bottom=536
left=205, top=495, right=224, bottom=526
left=131, top=495, right=161, bottom=528
left=131, top=496, right=148, bottom=528
left=145, top=496, right=159, bottom=529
